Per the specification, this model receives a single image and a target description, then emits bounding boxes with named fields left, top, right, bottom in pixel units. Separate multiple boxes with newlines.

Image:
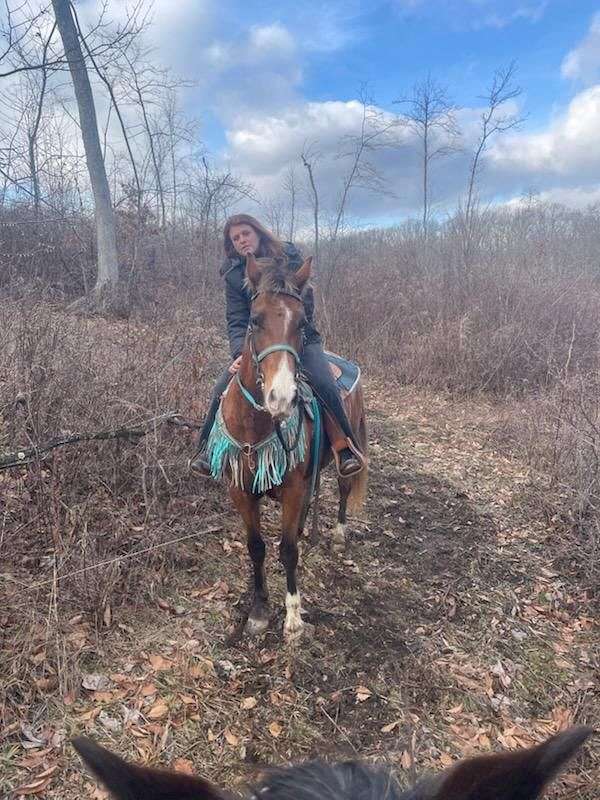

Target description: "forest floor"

left=2, top=372, right=598, bottom=799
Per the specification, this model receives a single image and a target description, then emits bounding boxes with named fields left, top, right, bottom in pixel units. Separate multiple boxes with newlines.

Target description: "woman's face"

left=229, top=224, right=260, bottom=257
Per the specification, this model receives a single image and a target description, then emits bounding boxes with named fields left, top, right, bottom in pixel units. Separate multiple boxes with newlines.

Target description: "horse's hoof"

left=284, top=619, right=304, bottom=644
left=246, top=612, right=269, bottom=636
left=331, top=523, right=346, bottom=553
left=284, top=620, right=314, bottom=644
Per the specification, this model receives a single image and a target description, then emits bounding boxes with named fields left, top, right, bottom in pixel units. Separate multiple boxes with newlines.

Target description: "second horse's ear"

left=293, top=257, right=312, bottom=291
left=73, top=737, right=227, bottom=800
left=413, top=726, right=593, bottom=800
left=246, top=253, right=262, bottom=290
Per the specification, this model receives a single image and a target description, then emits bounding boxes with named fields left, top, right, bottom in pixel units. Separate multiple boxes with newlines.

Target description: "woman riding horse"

left=189, top=214, right=367, bottom=477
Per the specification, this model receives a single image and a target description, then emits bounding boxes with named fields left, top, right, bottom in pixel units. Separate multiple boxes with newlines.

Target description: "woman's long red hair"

left=223, top=214, right=285, bottom=261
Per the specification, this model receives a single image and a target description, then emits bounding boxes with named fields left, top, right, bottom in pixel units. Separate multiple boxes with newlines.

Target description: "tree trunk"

left=51, top=0, right=118, bottom=293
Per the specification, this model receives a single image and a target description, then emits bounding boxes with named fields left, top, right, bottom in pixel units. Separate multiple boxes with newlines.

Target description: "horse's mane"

left=251, top=760, right=413, bottom=800
left=246, top=256, right=302, bottom=295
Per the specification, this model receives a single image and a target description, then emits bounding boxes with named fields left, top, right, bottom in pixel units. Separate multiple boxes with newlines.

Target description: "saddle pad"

left=325, top=351, right=360, bottom=396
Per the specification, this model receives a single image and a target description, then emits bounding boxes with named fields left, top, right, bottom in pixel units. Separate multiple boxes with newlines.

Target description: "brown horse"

left=73, top=726, right=593, bottom=800
left=208, top=254, right=367, bottom=641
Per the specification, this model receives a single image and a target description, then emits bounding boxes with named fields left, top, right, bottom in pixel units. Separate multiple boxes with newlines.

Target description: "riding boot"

left=322, top=409, right=367, bottom=477
left=189, top=367, right=232, bottom=477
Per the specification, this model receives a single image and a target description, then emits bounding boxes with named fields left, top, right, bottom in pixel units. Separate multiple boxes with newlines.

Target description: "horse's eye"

left=250, top=315, right=261, bottom=328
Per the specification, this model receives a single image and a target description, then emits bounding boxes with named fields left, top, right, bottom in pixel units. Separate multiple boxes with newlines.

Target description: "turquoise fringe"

left=205, top=405, right=306, bottom=494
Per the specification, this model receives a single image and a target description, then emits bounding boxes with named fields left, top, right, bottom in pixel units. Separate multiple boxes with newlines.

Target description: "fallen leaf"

left=34, top=676, right=58, bottom=692
left=224, top=729, right=239, bottom=746
left=20, top=725, right=46, bottom=749
left=552, top=707, right=574, bottom=732
left=355, top=686, right=372, bottom=703
left=147, top=701, right=169, bottom=720
left=92, top=691, right=114, bottom=703
left=268, top=721, right=283, bottom=738
left=141, top=683, right=158, bottom=697
left=14, top=776, right=52, bottom=795
left=63, top=691, right=76, bottom=706
left=82, top=673, right=110, bottom=692
left=381, top=720, right=400, bottom=734
left=173, top=758, right=195, bottom=775
left=179, top=694, right=196, bottom=705
left=98, top=711, right=121, bottom=733
left=401, top=750, right=412, bottom=770
left=148, top=654, right=173, bottom=671
left=241, top=697, right=258, bottom=710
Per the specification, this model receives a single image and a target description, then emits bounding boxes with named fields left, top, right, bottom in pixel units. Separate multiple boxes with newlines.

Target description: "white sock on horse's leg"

left=284, top=591, right=303, bottom=639
left=332, top=522, right=346, bottom=552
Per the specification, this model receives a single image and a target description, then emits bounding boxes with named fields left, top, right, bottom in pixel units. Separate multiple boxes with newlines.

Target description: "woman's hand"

left=228, top=356, right=243, bottom=374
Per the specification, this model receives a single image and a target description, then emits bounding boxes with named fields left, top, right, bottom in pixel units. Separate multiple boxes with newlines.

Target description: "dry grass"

left=2, top=202, right=600, bottom=796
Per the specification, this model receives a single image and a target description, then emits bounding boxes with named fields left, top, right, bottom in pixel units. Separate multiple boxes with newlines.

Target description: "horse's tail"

left=347, top=403, right=368, bottom=515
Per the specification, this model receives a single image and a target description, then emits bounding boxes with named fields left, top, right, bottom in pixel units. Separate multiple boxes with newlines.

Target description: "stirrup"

left=188, top=451, right=212, bottom=477
left=333, top=438, right=366, bottom=477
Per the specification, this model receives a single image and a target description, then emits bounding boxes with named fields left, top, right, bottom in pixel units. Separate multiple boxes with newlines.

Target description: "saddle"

left=325, top=351, right=361, bottom=398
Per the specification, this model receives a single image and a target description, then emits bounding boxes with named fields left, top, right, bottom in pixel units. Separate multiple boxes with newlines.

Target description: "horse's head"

left=73, top=726, right=592, bottom=800
left=245, top=253, right=312, bottom=421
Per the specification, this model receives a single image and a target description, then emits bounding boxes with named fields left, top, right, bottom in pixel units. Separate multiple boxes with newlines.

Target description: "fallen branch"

left=0, top=411, right=201, bottom=470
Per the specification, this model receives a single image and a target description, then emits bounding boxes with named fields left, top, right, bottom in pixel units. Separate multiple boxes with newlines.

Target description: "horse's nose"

left=266, top=384, right=296, bottom=419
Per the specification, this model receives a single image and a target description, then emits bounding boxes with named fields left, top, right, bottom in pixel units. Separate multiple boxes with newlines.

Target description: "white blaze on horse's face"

left=264, top=302, right=297, bottom=420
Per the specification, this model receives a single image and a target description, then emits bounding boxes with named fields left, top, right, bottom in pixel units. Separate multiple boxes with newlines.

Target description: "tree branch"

left=0, top=411, right=201, bottom=470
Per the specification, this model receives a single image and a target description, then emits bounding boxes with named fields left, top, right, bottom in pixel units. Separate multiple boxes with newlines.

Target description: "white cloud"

left=248, top=23, right=296, bottom=55
left=392, top=1, right=547, bottom=30
left=561, top=13, right=600, bottom=84
left=223, top=82, right=600, bottom=220
left=505, top=184, right=600, bottom=210
left=223, top=98, right=470, bottom=217
left=489, top=85, right=600, bottom=177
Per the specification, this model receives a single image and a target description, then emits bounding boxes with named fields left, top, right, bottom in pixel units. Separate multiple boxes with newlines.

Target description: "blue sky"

left=183, top=1, right=599, bottom=140
left=79, top=1, right=600, bottom=220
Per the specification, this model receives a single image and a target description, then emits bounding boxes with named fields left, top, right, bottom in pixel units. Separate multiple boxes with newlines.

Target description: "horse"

left=73, top=726, right=592, bottom=800
left=204, top=253, right=368, bottom=641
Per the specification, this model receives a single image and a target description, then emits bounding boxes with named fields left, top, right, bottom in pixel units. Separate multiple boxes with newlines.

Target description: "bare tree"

left=51, top=0, right=119, bottom=295
left=120, top=47, right=190, bottom=231
left=394, top=75, right=461, bottom=235
left=465, top=62, right=524, bottom=227
left=330, top=87, right=396, bottom=244
left=69, top=3, right=143, bottom=220
left=301, top=144, right=320, bottom=267
left=24, top=25, right=56, bottom=217
left=0, top=1, right=143, bottom=78
left=283, top=165, right=298, bottom=241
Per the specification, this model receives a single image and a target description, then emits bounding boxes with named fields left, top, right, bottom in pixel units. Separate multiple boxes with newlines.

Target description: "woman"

left=190, top=214, right=366, bottom=478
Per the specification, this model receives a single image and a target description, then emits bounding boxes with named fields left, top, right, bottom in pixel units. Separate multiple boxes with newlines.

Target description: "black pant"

left=197, top=342, right=357, bottom=450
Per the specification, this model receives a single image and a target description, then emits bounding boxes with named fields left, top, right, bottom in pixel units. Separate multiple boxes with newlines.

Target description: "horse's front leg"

left=230, top=487, right=269, bottom=635
left=280, top=476, right=307, bottom=642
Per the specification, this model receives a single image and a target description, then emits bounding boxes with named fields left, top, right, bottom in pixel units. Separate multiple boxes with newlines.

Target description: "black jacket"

left=220, top=242, right=321, bottom=360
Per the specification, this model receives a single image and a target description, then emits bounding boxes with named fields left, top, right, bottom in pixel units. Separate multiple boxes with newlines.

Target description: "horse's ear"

left=246, top=252, right=261, bottom=290
left=293, top=257, right=312, bottom=291
left=414, top=727, right=592, bottom=800
left=72, top=737, right=226, bottom=800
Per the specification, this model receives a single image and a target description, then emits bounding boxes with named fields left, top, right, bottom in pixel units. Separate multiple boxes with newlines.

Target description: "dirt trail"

left=3, top=382, right=598, bottom=798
